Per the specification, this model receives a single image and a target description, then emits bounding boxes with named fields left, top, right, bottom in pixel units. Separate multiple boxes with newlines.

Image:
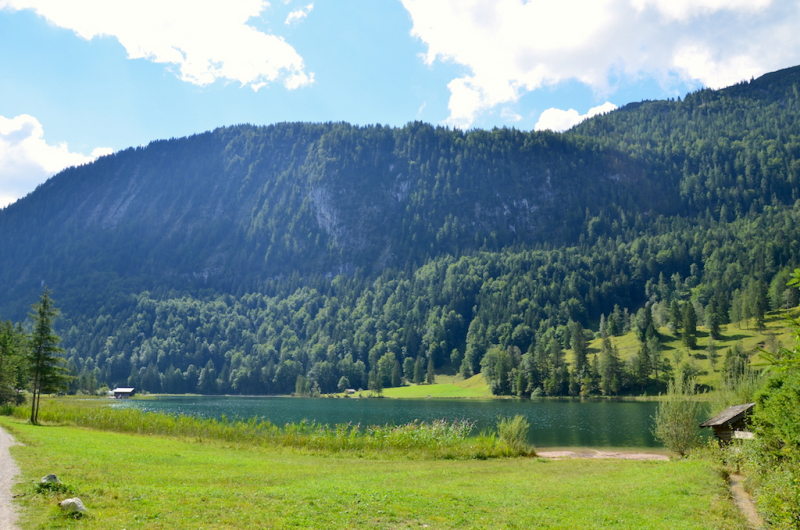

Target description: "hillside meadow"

left=368, top=309, right=794, bottom=399
left=0, top=414, right=747, bottom=530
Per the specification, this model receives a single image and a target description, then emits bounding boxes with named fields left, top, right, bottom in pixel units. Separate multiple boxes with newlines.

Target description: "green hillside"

left=2, top=65, right=800, bottom=398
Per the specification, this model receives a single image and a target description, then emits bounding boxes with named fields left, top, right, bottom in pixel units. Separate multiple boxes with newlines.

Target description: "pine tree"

left=682, top=303, right=697, bottom=349
left=706, top=339, right=719, bottom=371
left=706, top=299, right=722, bottom=340
left=670, top=300, right=682, bottom=333
left=647, top=335, right=662, bottom=386
left=599, top=335, right=621, bottom=395
left=570, top=321, right=588, bottom=373
left=426, top=354, right=435, bottom=384
left=392, top=360, right=402, bottom=387
left=414, top=356, right=424, bottom=384
left=635, top=342, right=651, bottom=393
left=28, top=289, right=68, bottom=424
left=0, top=321, right=25, bottom=405
left=753, top=281, right=767, bottom=331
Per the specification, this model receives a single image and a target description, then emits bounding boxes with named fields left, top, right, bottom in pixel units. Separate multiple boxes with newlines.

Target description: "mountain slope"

left=0, top=122, right=666, bottom=318
left=1, top=65, right=800, bottom=396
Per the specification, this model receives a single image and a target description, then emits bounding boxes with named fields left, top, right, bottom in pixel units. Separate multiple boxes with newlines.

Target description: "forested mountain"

left=2, top=65, right=800, bottom=397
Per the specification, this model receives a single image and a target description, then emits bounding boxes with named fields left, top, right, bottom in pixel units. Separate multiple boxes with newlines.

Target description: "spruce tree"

left=0, top=321, right=25, bottom=405
left=426, top=355, right=435, bottom=384
left=414, top=356, right=424, bottom=384
left=706, top=339, right=719, bottom=371
left=392, top=360, right=402, bottom=387
left=670, top=300, right=682, bottom=333
left=647, top=335, right=662, bottom=385
left=682, top=303, right=697, bottom=349
left=635, top=342, right=651, bottom=393
left=599, top=335, right=620, bottom=395
left=28, top=289, right=68, bottom=424
left=706, top=299, right=722, bottom=340
left=570, top=321, right=587, bottom=373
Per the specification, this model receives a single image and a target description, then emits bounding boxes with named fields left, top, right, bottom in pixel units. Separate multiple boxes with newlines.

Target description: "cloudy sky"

left=2, top=0, right=800, bottom=207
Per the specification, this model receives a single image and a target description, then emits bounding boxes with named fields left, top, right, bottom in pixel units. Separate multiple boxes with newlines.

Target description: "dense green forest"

left=2, top=65, right=800, bottom=396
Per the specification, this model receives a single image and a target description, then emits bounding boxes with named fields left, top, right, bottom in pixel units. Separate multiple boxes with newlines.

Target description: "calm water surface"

left=113, top=396, right=677, bottom=448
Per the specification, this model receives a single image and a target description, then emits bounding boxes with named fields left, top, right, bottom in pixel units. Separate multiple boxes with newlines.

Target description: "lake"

left=112, top=396, right=690, bottom=449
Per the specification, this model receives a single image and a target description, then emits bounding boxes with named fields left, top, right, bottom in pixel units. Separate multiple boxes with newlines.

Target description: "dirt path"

left=729, top=473, right=764, bottom=529
left=0, top=426, right=20, bottom=530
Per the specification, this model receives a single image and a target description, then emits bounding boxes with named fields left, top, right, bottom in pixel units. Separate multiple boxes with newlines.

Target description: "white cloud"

left=285, top=3, right=313, bottom=24
left=401, top=0, right=800, bottom=128
left=0, top=0, right=313, bottom=90
left=500, top=108, right=522, bottom=122
left=0, top=114, right=112, bottom=208
left=631, top=0, right=773, bottom=21
left=535, top=102, right=617, bottom=132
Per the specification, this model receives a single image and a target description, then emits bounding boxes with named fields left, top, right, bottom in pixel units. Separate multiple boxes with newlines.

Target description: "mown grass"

left=381, top=373, right=493, bottom=398
left=4, top=399, right=528, bottom=459
left=0, top=416, right=746, bottom=529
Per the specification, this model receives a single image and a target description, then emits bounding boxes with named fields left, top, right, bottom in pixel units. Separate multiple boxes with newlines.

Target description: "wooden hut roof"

left=700, top=403, right=755, bottom=428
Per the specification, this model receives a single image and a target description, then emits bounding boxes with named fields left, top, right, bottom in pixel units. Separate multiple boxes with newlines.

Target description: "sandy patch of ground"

left=537, top=449, right=670, bottom=461
left=0, top=426, right=20, bottom=530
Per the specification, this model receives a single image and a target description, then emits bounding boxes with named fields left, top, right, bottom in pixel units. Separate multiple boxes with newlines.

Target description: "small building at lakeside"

left=700, top=402, right=755, bottom=444
left=112, top=387, right=136, bottom=399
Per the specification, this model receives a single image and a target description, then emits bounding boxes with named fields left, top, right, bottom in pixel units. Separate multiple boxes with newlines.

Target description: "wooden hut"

left=700, top=402, right=755, bottom=443
left=112, top=387, right=136, bottom=399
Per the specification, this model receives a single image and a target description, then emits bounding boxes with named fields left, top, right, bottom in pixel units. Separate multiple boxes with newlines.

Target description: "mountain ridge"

left=1, top=65, right=800, bottom=396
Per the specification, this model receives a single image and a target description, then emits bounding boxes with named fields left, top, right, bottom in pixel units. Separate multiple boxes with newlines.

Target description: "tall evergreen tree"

left=635, top=341, right=651, bottom=393
left=570, top=321, right=588, bottom=373
left=0, top=321, right=25, bottom=405
left=706, top=299, right=722, bottom=340
left=647, top=335, right=663, bottom=387
left=414, top=356, right=424, bottom=384
left=28, top=289, right=68, bottom=424
left=426, top=354, right=435, bottom=384
left=682, top=303, right=697, bottom=349
left=599, top=335, right=621, bottom=396
left=670, top=300, right=683, bottom=333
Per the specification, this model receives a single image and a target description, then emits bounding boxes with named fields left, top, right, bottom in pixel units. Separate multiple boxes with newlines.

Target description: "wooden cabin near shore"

left=112, top=387, right=136, bottom=399
left=700, top=402, right=755, bottom=443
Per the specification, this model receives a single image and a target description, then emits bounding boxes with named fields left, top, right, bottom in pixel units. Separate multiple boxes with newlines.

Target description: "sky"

left=2, top=0, right=800, bottom=208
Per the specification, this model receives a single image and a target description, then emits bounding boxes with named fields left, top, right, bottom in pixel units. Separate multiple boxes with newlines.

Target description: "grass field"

left=381, top=373, right=493, bottom=399
left=1, top=416, right=746, bottom=529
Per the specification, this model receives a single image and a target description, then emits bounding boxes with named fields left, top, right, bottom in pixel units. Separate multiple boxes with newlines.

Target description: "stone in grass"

left=59, top=498, right=87, bottom=514
left=40, top=474, right=61, bottom=484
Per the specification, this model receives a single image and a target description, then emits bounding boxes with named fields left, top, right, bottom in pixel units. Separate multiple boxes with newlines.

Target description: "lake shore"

left=0, top=416, right=746, bottom=529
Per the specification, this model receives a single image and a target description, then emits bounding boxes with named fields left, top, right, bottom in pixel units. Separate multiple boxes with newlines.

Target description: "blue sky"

left=2, top=0, right=800, bottom=207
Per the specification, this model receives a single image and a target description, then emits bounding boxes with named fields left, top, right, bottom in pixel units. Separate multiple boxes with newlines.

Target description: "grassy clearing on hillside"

left=1, top=417, right=746, bottom=529
left=381, top=373, right=493, bottom=398
left=574, top=308, right=798, bottom=391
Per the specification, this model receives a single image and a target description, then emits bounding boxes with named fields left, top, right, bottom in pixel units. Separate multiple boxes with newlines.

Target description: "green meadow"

left=1, top=415, right=746, bottom=530
left=381, top=373, right=493, bottom=399
left=587, top=309, right=797, bottom=391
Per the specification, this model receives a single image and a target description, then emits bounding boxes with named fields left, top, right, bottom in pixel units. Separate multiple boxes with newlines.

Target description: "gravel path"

left=0, top=426, right=20, bottom=530
left=537, top=449, right=670, bottom=461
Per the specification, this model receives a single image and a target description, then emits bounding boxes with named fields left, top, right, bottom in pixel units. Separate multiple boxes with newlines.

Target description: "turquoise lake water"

left=112, top=396, right=692, bottom=448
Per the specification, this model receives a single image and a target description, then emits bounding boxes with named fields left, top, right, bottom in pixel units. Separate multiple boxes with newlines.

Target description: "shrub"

left=652, top=377, right=701, bottom=457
